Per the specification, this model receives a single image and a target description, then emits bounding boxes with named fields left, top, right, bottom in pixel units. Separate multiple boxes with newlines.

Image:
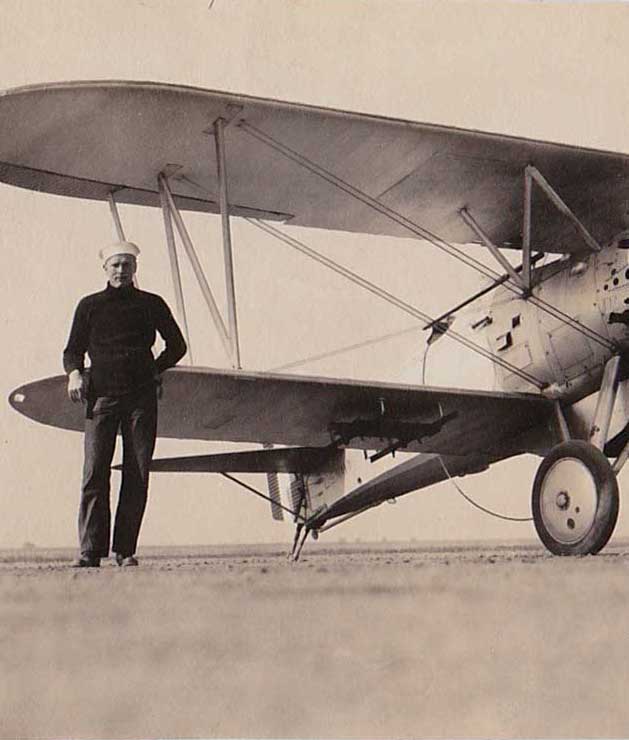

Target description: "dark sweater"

left=63, top=284, right=187, bottom=397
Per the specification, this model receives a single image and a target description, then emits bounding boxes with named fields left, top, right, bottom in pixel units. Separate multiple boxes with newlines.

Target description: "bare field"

left=2, top=540, right=629, bottom=739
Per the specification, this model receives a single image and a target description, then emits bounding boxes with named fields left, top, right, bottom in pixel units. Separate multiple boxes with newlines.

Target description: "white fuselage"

left=482, top=241, right=629, bottom=443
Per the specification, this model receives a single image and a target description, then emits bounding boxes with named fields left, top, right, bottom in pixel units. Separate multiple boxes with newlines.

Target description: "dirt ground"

left=2, top=540, right=629, bottom=739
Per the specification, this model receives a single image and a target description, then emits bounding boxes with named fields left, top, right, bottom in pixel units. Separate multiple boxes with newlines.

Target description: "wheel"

left=532, top=440, right=619, bottom=555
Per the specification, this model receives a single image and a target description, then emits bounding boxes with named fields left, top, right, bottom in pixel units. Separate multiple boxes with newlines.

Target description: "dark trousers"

left=79, top=386, right=157, bottom=558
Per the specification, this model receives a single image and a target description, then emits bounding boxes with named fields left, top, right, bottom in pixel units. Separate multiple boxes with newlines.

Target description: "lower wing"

left=10, top=365, right=553, bottom=458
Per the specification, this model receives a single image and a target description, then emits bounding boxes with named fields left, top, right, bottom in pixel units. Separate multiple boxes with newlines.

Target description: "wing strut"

left=521, top=164, right=602, bottom=289
left=158, top=175, right=193, bottom=363
left=159, top=173, right=234, bottom=362
left=151, top=110, right=244, bottom=370
left=458, top=207, right=527, bottom=292
left=108, top=190, right=143, bottom=290
left=525, top=166, right=602, bottom=256
left=238, top=120, right=614, bottom=354
left=213, top=116, right=242, bottom=369
left=460, top=162, right=603, bottom=295
left=521, top=165, right=603, bottom=290
left=108, top=192, right=126, bottom=241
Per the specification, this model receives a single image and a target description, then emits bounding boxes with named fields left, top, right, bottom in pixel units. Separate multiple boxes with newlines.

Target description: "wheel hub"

left=539, top=458, right=598, bottom=545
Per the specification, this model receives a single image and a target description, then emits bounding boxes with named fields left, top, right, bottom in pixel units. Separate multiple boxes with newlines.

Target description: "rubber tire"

left=532, top=440, right=619, bottom=556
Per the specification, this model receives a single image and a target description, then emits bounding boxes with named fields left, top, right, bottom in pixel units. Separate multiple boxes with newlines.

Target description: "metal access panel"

left=497, top=342, right=535, bottom=391
left=548, top=320, right=594, bottom=381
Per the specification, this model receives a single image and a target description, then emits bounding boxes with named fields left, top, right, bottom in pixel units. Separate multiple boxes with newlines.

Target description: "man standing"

left=64, top=241, right=187, bottom=568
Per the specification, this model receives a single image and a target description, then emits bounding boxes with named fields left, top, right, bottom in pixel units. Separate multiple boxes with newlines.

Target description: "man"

left=63, top=241, right=187, bottom=567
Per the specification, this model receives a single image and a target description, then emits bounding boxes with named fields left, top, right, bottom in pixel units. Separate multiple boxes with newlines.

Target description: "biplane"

left=6, top=80, right=629, bottom=558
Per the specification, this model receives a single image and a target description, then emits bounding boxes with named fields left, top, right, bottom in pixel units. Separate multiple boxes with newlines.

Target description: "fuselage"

left=482, top=235, right=629, bottom=444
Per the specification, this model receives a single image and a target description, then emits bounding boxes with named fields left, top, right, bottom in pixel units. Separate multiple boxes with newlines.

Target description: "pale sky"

left=2, top=0, right=629, bottom=549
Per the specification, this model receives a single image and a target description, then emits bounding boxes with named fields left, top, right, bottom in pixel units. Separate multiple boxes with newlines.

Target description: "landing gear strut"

left=288, top=523, right=311, bottom=562
left=533, top=355, right=623, bottom=555
left=532, top=440, right=619, bottom=555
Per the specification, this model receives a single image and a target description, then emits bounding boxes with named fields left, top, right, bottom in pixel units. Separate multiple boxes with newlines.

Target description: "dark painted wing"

left=9, top=365, right=553, bottom=457
left=1, top=80, right=629, bottom=253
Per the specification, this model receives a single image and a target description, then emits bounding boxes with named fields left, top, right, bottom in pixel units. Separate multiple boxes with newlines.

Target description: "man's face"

left=103, top=254, right=137, bottom=288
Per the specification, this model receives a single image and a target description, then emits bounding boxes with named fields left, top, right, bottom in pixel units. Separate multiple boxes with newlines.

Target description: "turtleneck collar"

left=105, top=283, right=136, bottom=297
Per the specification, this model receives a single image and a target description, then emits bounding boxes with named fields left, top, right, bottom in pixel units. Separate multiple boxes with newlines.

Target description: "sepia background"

left=5, top=3, right=629, bottom=740
left=2, top=0, right=629, bottom=550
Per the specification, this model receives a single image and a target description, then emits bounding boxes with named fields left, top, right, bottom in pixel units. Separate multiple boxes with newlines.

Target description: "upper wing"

left=1, top=80, right=629, bottom=253
left=9, top=365, right=553, bottom=457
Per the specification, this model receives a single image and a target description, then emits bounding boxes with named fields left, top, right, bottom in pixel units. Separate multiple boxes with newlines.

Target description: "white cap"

left=99, top=241, right=140, bottom=264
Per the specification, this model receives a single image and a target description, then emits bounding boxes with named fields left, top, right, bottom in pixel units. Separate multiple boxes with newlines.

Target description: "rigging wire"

left=235, top=122, right=612, bottom=525
left=239, top=120, right=615, bottom=353
left=248, top=217, right=546, bottom=389
left=269, top=324, right=423, bottom=372
left=437, top=456, right=533, bottom=523
left=221, top=472, right=305, bottom=522
left=421, top=340, right=533, bottom=522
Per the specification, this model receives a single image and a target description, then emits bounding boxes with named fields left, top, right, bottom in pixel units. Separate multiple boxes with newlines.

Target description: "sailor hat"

left=99, top=241, right=140, bottom=264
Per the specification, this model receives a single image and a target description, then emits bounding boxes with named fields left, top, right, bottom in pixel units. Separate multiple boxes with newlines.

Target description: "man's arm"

left=63, top=298, right=90, bottom=402
left=153, top=297, right=187, bottom=374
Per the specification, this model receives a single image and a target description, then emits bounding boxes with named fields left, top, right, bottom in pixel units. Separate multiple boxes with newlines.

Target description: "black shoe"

left=115, top=553, right=139, bottom=567
left=71, top=555, right=100, bottom=568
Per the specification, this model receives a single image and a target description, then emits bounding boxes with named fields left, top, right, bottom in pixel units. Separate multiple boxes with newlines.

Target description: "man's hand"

left=67, top=370, right=85, bottom=403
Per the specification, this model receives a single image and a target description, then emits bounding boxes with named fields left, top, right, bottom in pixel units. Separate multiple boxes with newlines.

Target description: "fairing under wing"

left=9, top=365, right=554, bottom=458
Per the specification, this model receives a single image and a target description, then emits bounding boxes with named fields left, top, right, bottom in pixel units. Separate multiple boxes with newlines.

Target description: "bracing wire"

left=437, top=456, right=533, bottom=522
left=240, top=119, right=613, bottom=350
left=248, top=217, right=546, bottom=389
left=421, top=341, right=532, bottom=522
left=221, top=472, right=305, bottom=521
left=238, top=120, right=615, bottom=353
left=237, top=121, right=591, bottom=526
left=238, top=121, right=505, bottom=282
left=269, top=324, right=422, bottom=372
